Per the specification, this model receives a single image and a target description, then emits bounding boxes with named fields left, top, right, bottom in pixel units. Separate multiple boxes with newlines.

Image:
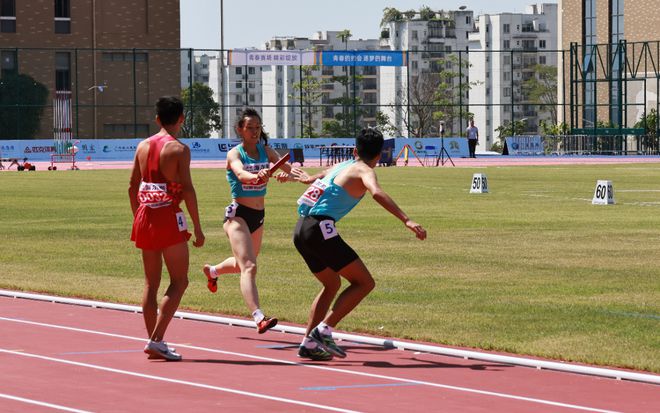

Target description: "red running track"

left=0, top=296, right=658, bottom=412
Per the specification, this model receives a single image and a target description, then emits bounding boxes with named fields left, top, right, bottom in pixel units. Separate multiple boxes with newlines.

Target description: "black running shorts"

left=293, top=215, right=359, bottom=273
left=223, top=202, right=265, bottom=233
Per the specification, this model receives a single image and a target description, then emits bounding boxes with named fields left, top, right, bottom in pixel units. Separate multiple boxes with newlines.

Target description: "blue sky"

left=180, top=0, right=557, bottom=50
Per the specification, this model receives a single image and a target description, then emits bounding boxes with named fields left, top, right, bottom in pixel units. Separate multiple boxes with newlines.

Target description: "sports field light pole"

left=220, top=0, right=226, bottom=138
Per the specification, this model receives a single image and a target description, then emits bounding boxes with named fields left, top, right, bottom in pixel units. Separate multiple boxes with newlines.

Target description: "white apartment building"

left=180, top=52, right=213, bottom=89
left=223, top=59, right=264, bottom=138
left=261, top=31, right=380, bottom=139
left=379, top=9, right=474, bottom=137
left=468, top=3, right=558, bottom=149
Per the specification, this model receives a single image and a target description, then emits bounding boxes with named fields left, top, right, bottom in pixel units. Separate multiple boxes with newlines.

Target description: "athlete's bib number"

left=176, top=211, right=188, bottom=232
left=319, top=219, right=338, bottom=240
left=225, top=202, right=239, bottom=219
left=298, top=179, right=328, bottom=207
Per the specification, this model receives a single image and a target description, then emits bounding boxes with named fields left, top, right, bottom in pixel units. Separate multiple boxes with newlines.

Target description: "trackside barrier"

left=1, top=289, right=658, bottom=385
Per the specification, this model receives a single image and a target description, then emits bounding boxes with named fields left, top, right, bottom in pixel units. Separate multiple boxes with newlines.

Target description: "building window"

left=54, top=0, right=71, bottom=34
left=466, top=16, right=471, bottom=24
left=249, top=93, right=255, bottom=102
left=55, top=52, right=71, bottom=91
left=236, top=80, right=242, bottom=89
left=503, top=40, right=510, bottom=49
left=248, top=67, right=255, bottom=75
left=610, top=0, right=624, bottom=126
left=503, top=87, right=511, bottom=97
left=539, top=40, right=546, bottom=49
left=539, top=55, right=546, bottom=65
left=248, top=80, right=255, bottom=89
left=235, top=95, right=242, bottom=104
left=583, top=0, right=597, bottom=126
left=1, top=50, right=17, bottom=77
left=412, top=30, right=418, bottom=40
left=503, top=23, right=510, bottom=33
left=235, top=67, right=242, bottom=75
left=1, top=0, right=16, bottom=33
left=503, top=71, right=511, bottom=81
left=324, top=106, right=333, bottom=118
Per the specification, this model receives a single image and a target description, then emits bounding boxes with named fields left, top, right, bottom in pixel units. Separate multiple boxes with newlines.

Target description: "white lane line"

left=0, top=316, right=620, bottom=413
left=3, top=291, right=656, bottom=385
left=0, top=349, right=359, bottom=413
left=0, top=393, right=93, bottom=413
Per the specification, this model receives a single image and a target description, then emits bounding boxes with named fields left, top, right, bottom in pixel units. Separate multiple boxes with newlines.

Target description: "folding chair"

left=423, top=145, right=438, bottom=166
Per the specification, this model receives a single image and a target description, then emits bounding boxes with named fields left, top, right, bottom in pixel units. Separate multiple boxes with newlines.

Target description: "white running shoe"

left=144, top=340, right=182, bottom=361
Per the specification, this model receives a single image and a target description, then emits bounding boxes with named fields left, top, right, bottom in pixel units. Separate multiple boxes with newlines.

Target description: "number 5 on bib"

left=319, top=219, right=338, bottom=240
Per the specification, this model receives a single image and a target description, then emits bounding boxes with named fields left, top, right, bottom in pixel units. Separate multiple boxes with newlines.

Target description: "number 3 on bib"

left=319, top=219, right=338, bottom=240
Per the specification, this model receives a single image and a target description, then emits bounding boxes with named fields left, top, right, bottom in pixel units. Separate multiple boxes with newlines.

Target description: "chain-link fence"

left=1, top=44, right=658, bottom=154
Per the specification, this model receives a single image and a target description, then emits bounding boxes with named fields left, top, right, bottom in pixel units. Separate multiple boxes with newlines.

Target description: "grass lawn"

left=1, top=164, right=659, bottom=372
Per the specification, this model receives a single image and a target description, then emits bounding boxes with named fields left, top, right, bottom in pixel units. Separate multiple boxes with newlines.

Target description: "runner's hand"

left=192, top=228, right=205, bottom=247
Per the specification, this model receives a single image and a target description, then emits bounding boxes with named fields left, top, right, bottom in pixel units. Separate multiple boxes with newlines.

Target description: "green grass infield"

left=1, top=164, right=659, bottom=372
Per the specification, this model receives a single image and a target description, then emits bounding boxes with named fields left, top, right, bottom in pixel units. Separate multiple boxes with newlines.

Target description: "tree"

left=375, top=111, right=399, bottom=137
left=403, top=9, right=416, bottom=20
left=336, top=29, right=352, bottom=46
left=384, top=54, right=476, bottom=138
left=0, top=73, right=48, bottom=139
left=634, top=109, right=658, bottom=136
left=381, top=7, right=403, bottom=26
left=321, top=73, right=364, bottom=138
left=634, top=109, right=658, bottom=153
left=522, top=64, right=558, bottom=125
left=180, top=82, right=221, bottom=138
left=539, top=120, right=569, bottom=154
left=419, top=6, right=436, bottom=21
left=290, top=66, right=323, bottom=138
left=495, top=119, right=526, bottom=141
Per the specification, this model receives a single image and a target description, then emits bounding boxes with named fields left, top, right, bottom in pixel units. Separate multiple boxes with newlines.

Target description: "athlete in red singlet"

left=128, top=96, right=204, bottom=361
left=130, top=133, right=191, bottom=249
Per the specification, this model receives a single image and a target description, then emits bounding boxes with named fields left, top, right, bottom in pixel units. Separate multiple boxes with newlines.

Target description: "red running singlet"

left=130, top=133, right=191, bottom=250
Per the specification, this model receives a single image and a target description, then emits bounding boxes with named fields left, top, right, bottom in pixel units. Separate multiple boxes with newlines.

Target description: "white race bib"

left=225, top=201, right=239, bottom=219
left=298, top=179, right=328, bottom=207
left=319, top=219, right=338, bottom=240
left=175, top=211, right=188, bottom=232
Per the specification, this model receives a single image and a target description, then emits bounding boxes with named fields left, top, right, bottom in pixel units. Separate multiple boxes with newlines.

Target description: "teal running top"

left=297, top=160, right=363, bottom=222
left=227, top=143, right=269, bottom=198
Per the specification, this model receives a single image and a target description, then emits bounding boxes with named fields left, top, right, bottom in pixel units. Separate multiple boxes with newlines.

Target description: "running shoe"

left=256, top=316, right=278, bottom=334
left=147, top=345, right=176, bottom=359
left=298, top=345, right=333, bottom=361
left=144, top=340, right=182, bottom=361
left=310, top=327, right=347, bottom=358
left=203, top=264, right=218, bottom=293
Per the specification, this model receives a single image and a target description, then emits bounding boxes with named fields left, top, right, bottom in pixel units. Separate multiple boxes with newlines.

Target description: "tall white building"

left=379, top=9, right=474, bottom=137
left=180, top=52, right=214, bottom=89
left=261, top=31, right=380, bottom=138
left=223, top=58, right=264, bottom=138
left=468, top=3, right=558, bottom=149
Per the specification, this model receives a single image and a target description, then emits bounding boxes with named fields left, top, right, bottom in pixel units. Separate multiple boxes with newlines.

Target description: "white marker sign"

left=592, top=180, right=615, bottom=205
left=470, top=173, right=489, bottom=194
